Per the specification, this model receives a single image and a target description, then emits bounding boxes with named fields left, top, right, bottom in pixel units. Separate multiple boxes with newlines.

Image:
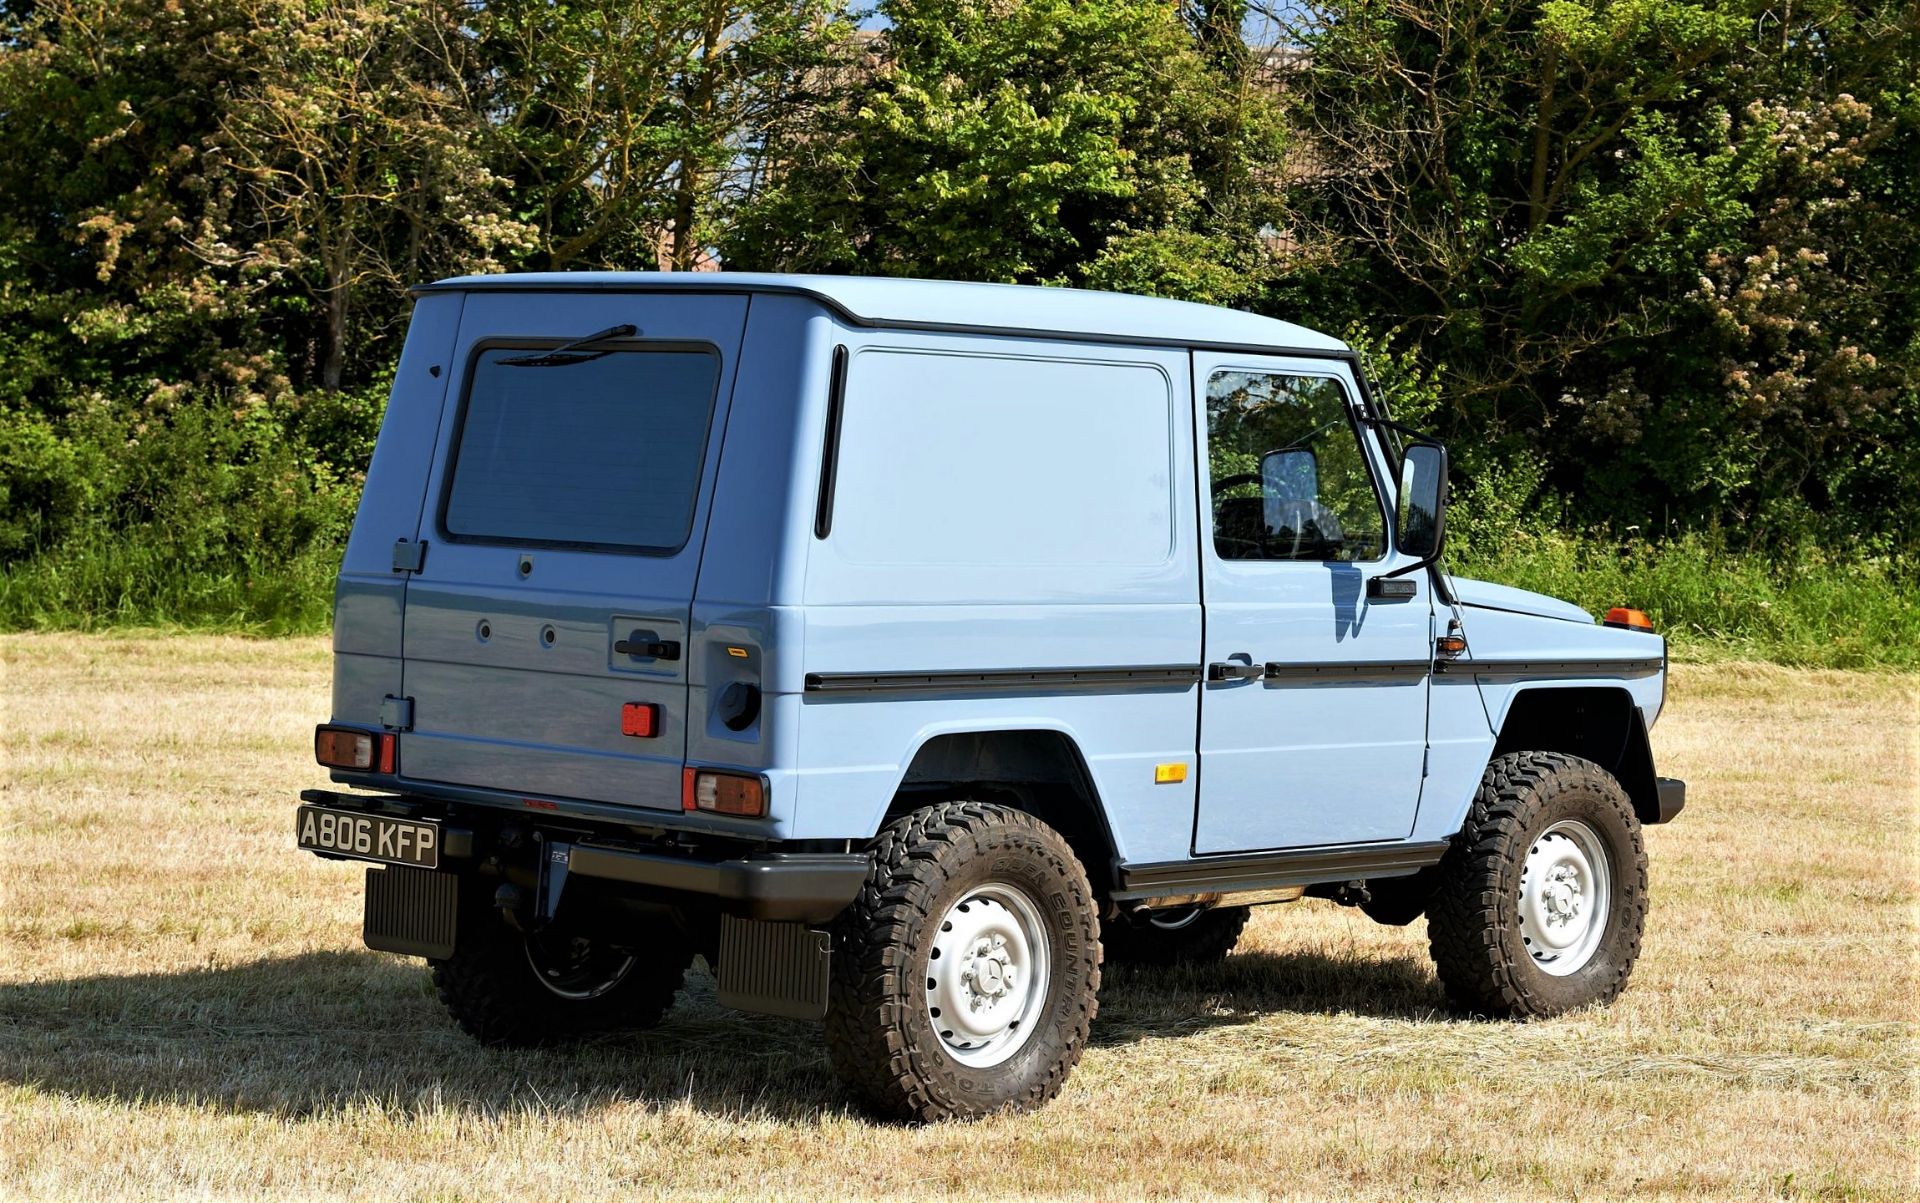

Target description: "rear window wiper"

left=497, top=323, right=638, bottom=368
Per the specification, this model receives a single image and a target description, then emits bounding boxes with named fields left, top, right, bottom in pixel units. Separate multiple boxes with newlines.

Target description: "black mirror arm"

left=1380, top=553, right=1437, bottom=580
left=1355, top=413, right=1439, bottom=444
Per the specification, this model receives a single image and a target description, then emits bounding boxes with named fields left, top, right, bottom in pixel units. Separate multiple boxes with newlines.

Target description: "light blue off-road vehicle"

left=299, top=273, right=1685, bottom=1121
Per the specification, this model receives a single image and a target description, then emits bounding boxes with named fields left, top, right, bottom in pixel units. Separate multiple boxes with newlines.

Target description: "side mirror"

left=1395, top=442, right=1449, bottom=562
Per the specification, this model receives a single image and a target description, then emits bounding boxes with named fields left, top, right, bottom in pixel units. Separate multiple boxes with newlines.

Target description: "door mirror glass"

left=1396, top=442, right=1449, bottom=560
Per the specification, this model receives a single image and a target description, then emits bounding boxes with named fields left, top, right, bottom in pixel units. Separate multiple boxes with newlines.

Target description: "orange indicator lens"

left=314, top=726, right=375, bottom=770
left=685, top=769, right=767, bottom=817
left=1604, top=607, right=1654, bottom=632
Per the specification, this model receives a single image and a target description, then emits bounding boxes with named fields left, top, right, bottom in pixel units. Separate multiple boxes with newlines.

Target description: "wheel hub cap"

left=926, top=885, right=1052, bottom=1068
left=1518, top=820, right=1613, bottom=976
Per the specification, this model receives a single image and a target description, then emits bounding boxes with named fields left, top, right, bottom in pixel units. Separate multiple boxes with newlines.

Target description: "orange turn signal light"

left=682, top=768, right=768, bottom=817
left=1604, top=607, right=1654, bottom=632
left=316, top=725, right=388, bottom=771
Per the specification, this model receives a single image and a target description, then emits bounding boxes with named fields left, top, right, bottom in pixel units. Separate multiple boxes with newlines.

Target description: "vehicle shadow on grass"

left=0, top=945, right=1448, bottom=1122
left=1092, top=948, right=1450, bottom=1047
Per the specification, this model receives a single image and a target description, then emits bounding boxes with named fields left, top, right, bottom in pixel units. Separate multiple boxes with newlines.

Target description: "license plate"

left=297, top=804, right=440, bottom=869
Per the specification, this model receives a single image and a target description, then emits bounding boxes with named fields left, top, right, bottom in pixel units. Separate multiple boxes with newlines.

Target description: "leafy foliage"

left=0, top=0, right=1913, bottom=662
left=1277, top=0, right=1920, bottom=550
left=722, top=0, right=1288, bottom=299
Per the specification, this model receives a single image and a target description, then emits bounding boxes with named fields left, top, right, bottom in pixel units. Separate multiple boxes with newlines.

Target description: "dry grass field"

left=2, top=633, right=1915, bottom=1201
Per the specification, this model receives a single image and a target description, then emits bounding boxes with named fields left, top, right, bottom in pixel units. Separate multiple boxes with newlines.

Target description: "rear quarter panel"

left=782, top=330, right=1203, bottom=861
left=330, top=292, right=465, bottom=726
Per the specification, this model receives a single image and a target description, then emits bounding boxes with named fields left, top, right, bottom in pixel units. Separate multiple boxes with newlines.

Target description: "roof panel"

left=416, top=272, right=1348, bottom=354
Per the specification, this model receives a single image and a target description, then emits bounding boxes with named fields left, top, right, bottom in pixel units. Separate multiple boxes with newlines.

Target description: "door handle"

left=1367, top=576, right=1417, bottom=600
left=1206, top=661, right=1263, bottom=682
left=615, top=637, right=681, bottom=660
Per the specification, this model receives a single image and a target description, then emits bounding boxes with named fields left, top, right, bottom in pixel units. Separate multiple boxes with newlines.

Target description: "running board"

left=1113, top=840, right=1451, bottom=902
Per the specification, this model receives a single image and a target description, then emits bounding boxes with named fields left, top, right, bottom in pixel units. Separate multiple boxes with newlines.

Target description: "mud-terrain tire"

left=1426, top=751, right=1648, bottom=1018
left=430, top=908, right=692, bottom=1047
left=825, top=801, right=1101, bottom=1122
left=1101, top=905, right=1250, bottom=966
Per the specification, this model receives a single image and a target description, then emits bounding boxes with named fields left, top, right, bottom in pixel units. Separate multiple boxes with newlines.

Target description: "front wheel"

left=1426, top=751, right=1649, bottom=1018
left=825, top=801, right=1101, bottom=1121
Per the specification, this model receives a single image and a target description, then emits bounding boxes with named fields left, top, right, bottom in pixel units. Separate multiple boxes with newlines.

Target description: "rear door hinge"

left=380, top=695, right=415, bottom=732
left=392, top=539, right=428, bottom=573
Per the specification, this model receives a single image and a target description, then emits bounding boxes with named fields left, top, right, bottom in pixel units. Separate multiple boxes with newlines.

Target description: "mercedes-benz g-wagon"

left=300, top=272, right=1685, bottom=1121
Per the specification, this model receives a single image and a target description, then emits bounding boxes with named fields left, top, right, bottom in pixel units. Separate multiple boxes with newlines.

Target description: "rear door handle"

left=615, top=637, right=681, bottom=660
left=1206, top=661, right=1263, bottom=682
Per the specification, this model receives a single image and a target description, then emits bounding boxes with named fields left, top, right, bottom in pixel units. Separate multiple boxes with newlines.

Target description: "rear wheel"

left=1100, top=905, right=1250, bottom=966
left=430, top=910, right=692, bottom=1047
left=825, top=801, right=1101, bottom=1121
left=1426, top=751, right=1648, bottom=1018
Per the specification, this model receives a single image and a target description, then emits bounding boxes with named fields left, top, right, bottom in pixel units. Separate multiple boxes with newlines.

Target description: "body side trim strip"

left=804, top=665, right=1202, bottom=694
left=1438, top=657, right=1665, bottom=678
left=1261, top=660, right=1429, bottom=681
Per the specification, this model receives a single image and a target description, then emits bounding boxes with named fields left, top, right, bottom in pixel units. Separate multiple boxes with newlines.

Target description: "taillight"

left=620, top=702, right=659, bottom=738
left=1604, top=607, right=1654, bottom=632
left=315, top=726, right=374, bottom=770
left=682, top=768, right=768, bottom=817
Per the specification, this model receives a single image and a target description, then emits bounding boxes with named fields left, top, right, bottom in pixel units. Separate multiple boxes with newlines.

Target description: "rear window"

left=442, top=346, right=720, bottom=552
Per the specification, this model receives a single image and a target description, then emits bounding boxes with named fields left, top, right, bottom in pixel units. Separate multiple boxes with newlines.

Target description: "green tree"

left=474, top=0, right=850, bottom=273
left=209, top=0, right=534, bottom=389
left=1279, top=0, right=1920, bottom=545
left=724, top=0, right=1288, bottom=300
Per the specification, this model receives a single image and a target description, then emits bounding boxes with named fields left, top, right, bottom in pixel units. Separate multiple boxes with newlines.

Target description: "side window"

left=1205, top=370, right=1386, bottom=563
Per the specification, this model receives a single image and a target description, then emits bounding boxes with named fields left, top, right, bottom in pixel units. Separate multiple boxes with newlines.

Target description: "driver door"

left=1191, top=353, right=1433, bottom=853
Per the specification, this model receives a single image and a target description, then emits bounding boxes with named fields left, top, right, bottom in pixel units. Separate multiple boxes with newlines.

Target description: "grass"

left=1449, top=531, right=1920, bottom=670
left=0, top=535, right=338, bottom=635
left=5, top=532, right=1914, bottom=669
left=1, top=633, right=1915, bottom=1201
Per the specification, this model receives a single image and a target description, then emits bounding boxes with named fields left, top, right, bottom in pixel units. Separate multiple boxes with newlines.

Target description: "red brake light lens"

left=620, top=702, right=659, bottom=738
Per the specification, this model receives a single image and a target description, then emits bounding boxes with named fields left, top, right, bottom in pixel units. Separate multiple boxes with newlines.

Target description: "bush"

left=1449, top=530, right=1919, bottom=670
left=0, top=384, right=375, bottom=633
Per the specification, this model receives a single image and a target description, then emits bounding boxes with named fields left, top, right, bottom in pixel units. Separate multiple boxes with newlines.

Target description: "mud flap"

left=714, top=914, right=832, bottom=1020
left=363, top=865, right=459, bottom=959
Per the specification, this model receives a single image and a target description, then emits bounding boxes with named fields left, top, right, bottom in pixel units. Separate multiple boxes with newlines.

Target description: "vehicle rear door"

left=395, top=290, right=748, bottom=811
left=1190, top=352, right=1432, bottom=852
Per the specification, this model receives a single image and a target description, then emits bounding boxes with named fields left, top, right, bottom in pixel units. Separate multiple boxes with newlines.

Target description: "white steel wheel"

left=925, top=882, right=1053, bottom=1068
left=1518, top=818, right=1613, bottom=977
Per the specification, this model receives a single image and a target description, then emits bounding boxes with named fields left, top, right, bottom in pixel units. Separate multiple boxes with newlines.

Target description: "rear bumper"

left=298, top=789, right=867, bottom=923
left=1652, top=776, right=1686, bottom=824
